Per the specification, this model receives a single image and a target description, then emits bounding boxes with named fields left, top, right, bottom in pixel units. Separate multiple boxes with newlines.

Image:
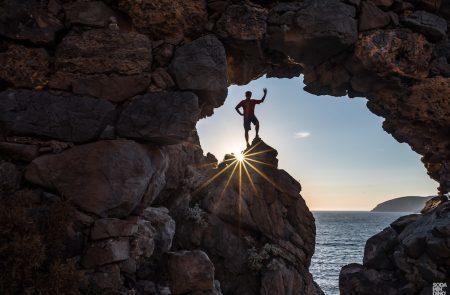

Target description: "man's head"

left=245, top=91, right=252, bottom=99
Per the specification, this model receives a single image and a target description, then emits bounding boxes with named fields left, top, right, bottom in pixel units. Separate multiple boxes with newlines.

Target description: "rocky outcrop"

left=117, top=92, right=200, bottom=144
left=340, top=199, right=450, bottom=294
left=174, top=139, right=316, bottom=294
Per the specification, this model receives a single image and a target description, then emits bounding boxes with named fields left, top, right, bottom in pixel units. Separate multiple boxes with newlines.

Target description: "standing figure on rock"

left=235, top=88, right=267, bottom=147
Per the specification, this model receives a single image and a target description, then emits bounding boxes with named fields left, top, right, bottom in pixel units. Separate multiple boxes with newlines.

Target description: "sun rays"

left=194, top=141, right=278, bottom=198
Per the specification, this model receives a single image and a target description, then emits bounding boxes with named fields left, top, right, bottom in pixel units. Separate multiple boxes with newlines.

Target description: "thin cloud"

left=294, top=132, right=311, bottom=139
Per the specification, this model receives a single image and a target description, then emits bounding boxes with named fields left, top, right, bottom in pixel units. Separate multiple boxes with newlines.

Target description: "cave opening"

left=196, top=75, right=439, bottom=294
left=197, top=75, right=438, bottom=210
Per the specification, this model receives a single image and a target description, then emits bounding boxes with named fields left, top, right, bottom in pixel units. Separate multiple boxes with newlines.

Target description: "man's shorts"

left=244, top=115, right=259, bottom=131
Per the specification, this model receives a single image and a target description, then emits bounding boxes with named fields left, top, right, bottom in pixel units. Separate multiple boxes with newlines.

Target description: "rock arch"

left=0, top=0, right=449, bottom=294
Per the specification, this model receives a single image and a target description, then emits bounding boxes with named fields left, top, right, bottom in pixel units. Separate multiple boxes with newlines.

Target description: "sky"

left=196, top=76, right=438, bottom=211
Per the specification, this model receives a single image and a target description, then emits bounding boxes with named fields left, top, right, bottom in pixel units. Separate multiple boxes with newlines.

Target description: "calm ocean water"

left=310, top=211, right=407, bottom=295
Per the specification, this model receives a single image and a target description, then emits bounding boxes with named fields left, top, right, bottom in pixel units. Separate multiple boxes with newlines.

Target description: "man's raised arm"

left=258, top=88, right=267, bottom=103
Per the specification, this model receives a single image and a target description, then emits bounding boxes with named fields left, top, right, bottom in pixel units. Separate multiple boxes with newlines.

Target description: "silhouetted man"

left=235, top=88, right=267, bottom=147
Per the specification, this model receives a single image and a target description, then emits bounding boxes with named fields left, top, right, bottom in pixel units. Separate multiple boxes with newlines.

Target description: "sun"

left=235, top=152, right=245, bottom=162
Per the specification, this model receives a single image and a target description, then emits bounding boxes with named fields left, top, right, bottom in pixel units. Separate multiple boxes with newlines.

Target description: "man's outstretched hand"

left=263, top=88, right=267, bottom=94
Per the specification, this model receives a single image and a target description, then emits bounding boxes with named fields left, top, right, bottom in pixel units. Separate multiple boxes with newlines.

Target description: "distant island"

left=371, top=196, right=433, bottom=212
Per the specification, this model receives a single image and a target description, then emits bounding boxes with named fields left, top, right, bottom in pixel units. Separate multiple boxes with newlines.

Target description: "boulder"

left=340, top=202, right=450, bottom=294
left=216, top=4, right=268, bottom=41
left=117, top=91, right=200, bottom=144
left=261, top=259, right=316, bottom=294
left=0, top=161, right=20, bottom=195
left=82, top=238, right=130, bottom=268
left=266, top=0, right=357, bottom=65
left=363, top=227, right=398, bottom=269
left=167, top=250, right=215, bottom=295
left=131, top=219, right=156, bottom=260
left=0, top=142, right=39, bottom=162
left=421, top=195, right=449, bottom=213
left=63, top=1, right=124, bottom=28
left=402, top=10, right=448, bottom=41
left=50, top=72, right=151, bottom=103
left=369, top=0, right=395, bottom=7
left=25, top=140, right=167, bottom=217
left=140, top=207, right=175, bottom=253
left=0, top=90, right=115, bottom=143
left=0, top=0, right=64, bottom=44
left=0, top=44, right=49, bottom=89
left=91, top=218, right=138, bottom=240
left=358, top=1, right=392, bottom=31
left=117, top=0, right=207, bottom=39
left=89, top=264, right=123, bottom=290
left=169, top=35, right=228, bottom=117
left=55, top=29, right=151, bottom=75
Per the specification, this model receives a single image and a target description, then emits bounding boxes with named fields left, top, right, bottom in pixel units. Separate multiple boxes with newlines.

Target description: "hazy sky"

left=197, top=76, right=437, bottom=211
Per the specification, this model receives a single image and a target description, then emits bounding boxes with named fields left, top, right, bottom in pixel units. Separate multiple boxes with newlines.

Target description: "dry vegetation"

left=0, top=190, right=87, bottom=295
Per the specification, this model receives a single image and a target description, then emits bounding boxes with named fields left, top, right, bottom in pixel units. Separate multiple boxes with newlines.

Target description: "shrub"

left=0, top=190, right=87, bottom=295
left=184, top=203, right=207, bottom=227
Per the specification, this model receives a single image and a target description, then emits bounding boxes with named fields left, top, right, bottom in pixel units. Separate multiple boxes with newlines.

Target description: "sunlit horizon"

left=197, top=76, right=438, bottom=211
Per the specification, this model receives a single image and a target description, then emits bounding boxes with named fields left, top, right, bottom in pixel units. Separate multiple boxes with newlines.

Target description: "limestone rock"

left=354, top=29, right=432, bottom=79
left=167, top=250, right=215, bottom=295
left=0, top=0, right=64, bottom=44
left=140, top=207, right=175, bottom=253
left=0, top=44, right=49, bottom=89
left=402, top=10, right=448, bottom=41
left=169, top=35, right=228, bottom=117
left=0, top=90, right=115, bottom=143
left=91, top=218, right=138, bottom=240
left=82, top=238, right=130, bottom=268
left=117, top=0, right=207, bottom=39
left=25, top=140, right=167, bottom=218
left=55, top=29, right=151, bottom=75
left=117, top=92, right=200, bottom=144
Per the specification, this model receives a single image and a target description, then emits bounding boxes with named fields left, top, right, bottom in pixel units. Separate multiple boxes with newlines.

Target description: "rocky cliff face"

left=340, top=196, right=450, bottom=294
left=0, top=0, right=449, bottom=294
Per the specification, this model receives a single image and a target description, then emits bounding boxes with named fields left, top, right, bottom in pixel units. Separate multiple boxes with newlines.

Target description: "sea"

left=309, top=211, right=408, bottom=295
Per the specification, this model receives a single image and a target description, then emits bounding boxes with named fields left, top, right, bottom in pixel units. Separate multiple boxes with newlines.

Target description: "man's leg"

left=245, top=130, right=249, bottom=147
left=244, top=117, right=250, bottom=147
left=253, top=116, right=260, bottom=138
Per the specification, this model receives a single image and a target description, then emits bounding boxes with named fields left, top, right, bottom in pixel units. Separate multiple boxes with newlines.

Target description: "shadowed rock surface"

left=340, top=198, right=450, bottom=294
left=173, top=139, right=317, bottom=294
left=0, top=0, right=449, bottom=294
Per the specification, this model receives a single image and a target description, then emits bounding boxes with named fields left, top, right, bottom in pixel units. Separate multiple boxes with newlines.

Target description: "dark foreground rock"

left=0, top=90, right=115, bottom=143
left=340, top=199, right=450, bottom=295
left=25, top=140, right=168, bottom=217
